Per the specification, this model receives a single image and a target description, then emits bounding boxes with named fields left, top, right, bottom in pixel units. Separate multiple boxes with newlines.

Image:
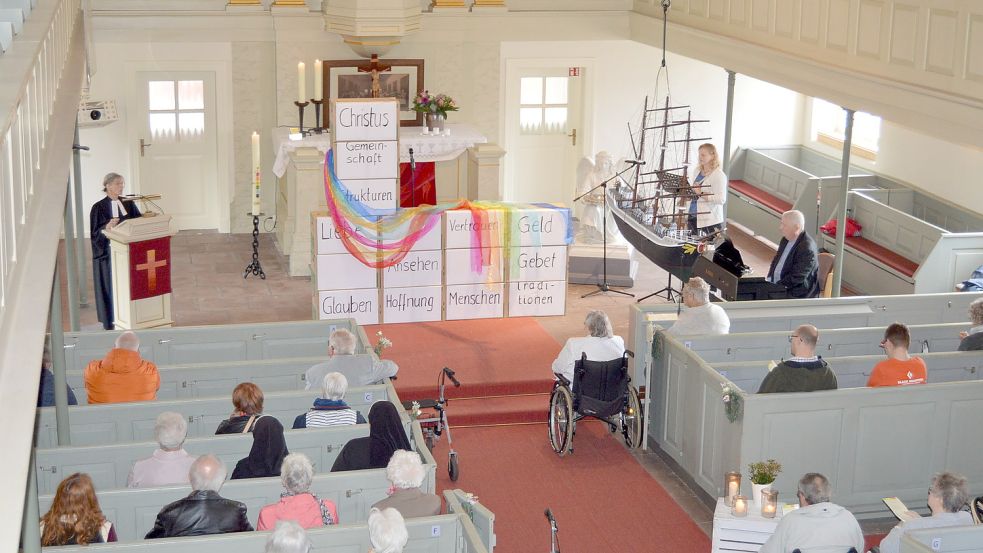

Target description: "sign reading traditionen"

left=331, top=98, right=400, bottom=211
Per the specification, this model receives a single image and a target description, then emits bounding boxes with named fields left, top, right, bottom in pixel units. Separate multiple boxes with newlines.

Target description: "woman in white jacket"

left=687, top=143, right=727, bottom=236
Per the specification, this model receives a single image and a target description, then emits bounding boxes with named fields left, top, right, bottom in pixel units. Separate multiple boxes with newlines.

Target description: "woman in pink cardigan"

left=257, top=453, right=339, bottom=530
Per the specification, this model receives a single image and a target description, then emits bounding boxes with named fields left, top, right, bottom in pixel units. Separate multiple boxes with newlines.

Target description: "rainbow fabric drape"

left=323, top=149, right=571, bottom=273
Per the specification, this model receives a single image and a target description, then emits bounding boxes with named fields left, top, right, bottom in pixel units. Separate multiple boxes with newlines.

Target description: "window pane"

left=149, top=113, right=176, bottom=140
left=520, top=78, right=543, bottom=105
left=148, top=81, right=175, bottom=111
left=178, top=80, right=204, bottom=110
left=544, top=107, right=567, bottom=133
left=179, top=112, right=204, bottom=138
left=520, top=107, right=542, bottom=133
left=544, top=77, right=568, bottom=104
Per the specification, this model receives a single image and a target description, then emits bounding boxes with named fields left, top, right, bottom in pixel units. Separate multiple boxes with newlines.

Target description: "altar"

left=271, top=125, right=504, bottom=276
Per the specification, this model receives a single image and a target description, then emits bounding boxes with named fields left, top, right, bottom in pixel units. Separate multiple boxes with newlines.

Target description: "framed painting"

left=325, top=58, right=425, bottom=128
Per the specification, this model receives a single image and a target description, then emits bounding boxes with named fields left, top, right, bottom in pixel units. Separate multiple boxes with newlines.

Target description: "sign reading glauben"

left=317, top=289, right=379, bottom=325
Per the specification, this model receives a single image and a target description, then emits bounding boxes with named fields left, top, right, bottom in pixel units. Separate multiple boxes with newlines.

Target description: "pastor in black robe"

left=89, top=196, right=140, bottom=330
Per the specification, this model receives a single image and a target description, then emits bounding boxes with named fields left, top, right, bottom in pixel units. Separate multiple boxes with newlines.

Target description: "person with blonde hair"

left=127, top=411, right=197, bottom=487
left=666, top=277, right=730, bottom=336
left=688, top=142, right=727, bottom=236
left=40, top=473, right=117, bottom=545
left=257, top=453, right=339, bottom=530
left=83, top=330, right=159, bottom=404
left=372, top=450, right=441, bottom=518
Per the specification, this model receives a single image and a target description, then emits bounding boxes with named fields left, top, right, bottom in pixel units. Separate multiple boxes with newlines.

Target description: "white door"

left=506, top=67, right=584, bottom=205
left=133, top=72, right=218, bottom=229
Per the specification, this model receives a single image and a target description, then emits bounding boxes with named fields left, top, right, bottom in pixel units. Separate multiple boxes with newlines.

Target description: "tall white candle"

left=251, top=131, right=261, bottom=216
left=297, top=61, right=306, bottom=103
left=314, top=59, right=323, bottom=101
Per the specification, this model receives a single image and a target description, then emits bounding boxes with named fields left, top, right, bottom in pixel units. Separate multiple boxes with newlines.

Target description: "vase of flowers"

left=413, top=90, right=458, bottom=132
left=748, top=459, right=782, bottom=505
left=373, top=331, right=393, bottom=357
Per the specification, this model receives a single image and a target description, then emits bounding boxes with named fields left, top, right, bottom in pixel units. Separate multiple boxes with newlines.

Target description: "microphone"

left=544, top=508, right=556, bottom=527
left=624, top=159, right=645, bottom=165
left=408, top=147, right=416, bottom=171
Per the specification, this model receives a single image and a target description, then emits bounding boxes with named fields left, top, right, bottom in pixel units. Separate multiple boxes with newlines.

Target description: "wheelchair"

left=548, top=351, right=642, bottom=456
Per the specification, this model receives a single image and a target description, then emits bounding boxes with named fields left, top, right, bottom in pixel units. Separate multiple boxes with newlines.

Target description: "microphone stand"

left=576, top=163, right=637, bottom=298
left=408, top=147, right=417, bottom=207
left=545, top=509, right=560, bottom=553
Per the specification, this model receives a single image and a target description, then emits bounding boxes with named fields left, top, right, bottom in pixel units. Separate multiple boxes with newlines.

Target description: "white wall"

left=803, top=103, right=983, bottom=217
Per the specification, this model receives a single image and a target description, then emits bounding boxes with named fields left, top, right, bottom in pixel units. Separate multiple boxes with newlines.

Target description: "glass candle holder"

left=731, top=495, right=748, bottom=517
left=761, top=489, right=779, bottom=518
left=724, top=471, right=742, bottom=507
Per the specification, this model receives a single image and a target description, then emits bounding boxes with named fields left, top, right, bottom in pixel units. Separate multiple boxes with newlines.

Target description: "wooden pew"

left=38, top=471, right=405, bottom=541
left=444, top=489, right=496, bottom=553
left=61, top=319, right=369, bottom=372
left=40, top=513, right=490, bottom=553
left=901, top=525, right=983, bottom=553
left=34, top=425, right=369, bottom=495
left=65, top=354, right=381, bottom=404
left=647, top=330, right=983, bottom=519
left=36, top=384, right=389, bottom=448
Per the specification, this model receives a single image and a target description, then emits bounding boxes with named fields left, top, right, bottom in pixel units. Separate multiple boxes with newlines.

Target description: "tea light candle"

left=251, top=131, right=260, bottom=216
left=732, top=495, right=748, bottom=517
left=724, top=471, right=741, bottom=507
left=761, top=489, right=779, bottom=519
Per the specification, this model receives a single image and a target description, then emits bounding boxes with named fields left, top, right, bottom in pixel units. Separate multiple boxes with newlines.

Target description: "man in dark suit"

left=145, top=454, right=253, bottom=538
left=766, top=210, right=819, bottom=298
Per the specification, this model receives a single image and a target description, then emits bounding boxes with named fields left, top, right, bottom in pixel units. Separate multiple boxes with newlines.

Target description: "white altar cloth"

left=272, top=124, right=488, bottom=178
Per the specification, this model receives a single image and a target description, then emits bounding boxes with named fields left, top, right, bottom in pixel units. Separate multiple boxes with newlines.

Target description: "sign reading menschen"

left=445, top=283, right=505, bottom=320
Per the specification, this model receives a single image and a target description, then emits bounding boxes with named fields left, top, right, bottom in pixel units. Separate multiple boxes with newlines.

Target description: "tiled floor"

left=57, top=223, right=894, bottom=539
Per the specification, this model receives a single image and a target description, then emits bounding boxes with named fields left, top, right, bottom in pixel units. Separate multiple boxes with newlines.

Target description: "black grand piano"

left=691, top=238, right=789, bottom=301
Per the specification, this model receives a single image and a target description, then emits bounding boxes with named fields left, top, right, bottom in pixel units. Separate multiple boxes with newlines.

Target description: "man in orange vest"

left=84, top=330, right=160, bottom=404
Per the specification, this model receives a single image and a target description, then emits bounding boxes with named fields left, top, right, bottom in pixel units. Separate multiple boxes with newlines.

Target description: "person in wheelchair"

left=551, top=310, right=625, bottom=391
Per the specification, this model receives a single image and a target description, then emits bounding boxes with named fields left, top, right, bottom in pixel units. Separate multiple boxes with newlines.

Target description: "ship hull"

left=608, top=193, right=701, bottom=281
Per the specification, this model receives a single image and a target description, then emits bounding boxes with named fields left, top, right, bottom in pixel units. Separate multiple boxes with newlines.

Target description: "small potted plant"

left=747, top=459, right=782, bottom=505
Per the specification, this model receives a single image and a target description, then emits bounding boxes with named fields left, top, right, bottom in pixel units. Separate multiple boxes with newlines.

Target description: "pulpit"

left=103, top=214, right=179, bottom=329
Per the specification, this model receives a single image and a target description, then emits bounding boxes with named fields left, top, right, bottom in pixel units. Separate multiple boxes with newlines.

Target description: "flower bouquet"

left=720, top=382, right=743, bottom=423
left=412, top=90, right=459, bottom=117
left=373, top=330, right=393, bottom=357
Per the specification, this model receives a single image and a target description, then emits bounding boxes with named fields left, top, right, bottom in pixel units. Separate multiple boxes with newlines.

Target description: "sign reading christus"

left=509, top=245, right=568, bottom=282
left=510, top=207, right=571, bottom=247
left=331, top=98, right=399, bottom=210
left=508, top=280, right=566, bottom=317
left=314, top=214, right=379, bottom=255
left=382, top=250, right=442, bottom=288
left=445, top=283, right=505, bottom=321
left=317, top=289, right=379, bottom=326
left=383, top=286, right=442, bottom=324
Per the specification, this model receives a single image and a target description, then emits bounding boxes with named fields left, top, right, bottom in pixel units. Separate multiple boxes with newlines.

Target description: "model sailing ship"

left=608, top=1, right=716, bottom=282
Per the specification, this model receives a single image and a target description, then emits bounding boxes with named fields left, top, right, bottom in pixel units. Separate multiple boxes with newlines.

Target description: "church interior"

left=2, top=1, right=983, bottom=552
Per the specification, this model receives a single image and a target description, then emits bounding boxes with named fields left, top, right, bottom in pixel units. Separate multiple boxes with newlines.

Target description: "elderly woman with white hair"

left=665, top=277, right=730, bottom=336
left=265, top=520, right=311, bottom=553
left=126, top=411, right=197, bottom=487
left=293, top=372, right=366, bottom=429
left=551, top=310, right=625, bottom=387
left=257, top=453, right=338, bottom=530
left=371, top=450, right=441, bottom=518
left=958, top=297, right=983, bottom=351
left=367, top=508, right=408, bottom=553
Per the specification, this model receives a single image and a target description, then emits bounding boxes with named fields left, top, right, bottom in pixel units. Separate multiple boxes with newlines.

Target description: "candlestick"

left=311, top=99, right=324, bottom=132
left=297, top=61, right=306, bottom=103
left=294, top=101, right=309, bottom=134
left=314, top=59, right=323, bottom=101
left=731, top=495, right=748, bottom=517
left=251, top=131, right=261, bottom=216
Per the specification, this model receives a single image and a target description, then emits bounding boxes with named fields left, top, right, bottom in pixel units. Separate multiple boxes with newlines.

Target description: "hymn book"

left=883, top=497, right=920, bottom=521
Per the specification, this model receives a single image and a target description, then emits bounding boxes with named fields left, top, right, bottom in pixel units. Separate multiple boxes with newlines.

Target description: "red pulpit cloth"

left=129, top=237, right=172, bottom=300
left=399, top=162, right=436, bottom=207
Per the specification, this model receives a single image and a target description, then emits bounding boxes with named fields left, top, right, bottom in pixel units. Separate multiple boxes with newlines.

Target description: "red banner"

left=399, top=161, right=436, bottom=207
left=129, top=237, right=172, bottom=301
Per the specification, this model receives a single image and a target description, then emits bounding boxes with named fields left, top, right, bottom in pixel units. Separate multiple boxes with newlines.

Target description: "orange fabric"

left=84, top=348, right=160, bottom=404
left=867, top=357, right=927, bottom=387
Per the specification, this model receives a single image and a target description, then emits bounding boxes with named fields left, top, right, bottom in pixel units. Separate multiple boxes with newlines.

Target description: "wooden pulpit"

left=103, top=214, right=179, bottom=329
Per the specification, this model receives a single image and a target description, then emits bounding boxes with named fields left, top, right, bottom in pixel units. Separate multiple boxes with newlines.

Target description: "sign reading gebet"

left=331, top=98, right=400, bottom=211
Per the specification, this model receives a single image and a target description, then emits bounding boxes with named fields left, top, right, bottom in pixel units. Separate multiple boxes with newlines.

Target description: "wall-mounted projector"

left=78, top=100, right=118, bottom=128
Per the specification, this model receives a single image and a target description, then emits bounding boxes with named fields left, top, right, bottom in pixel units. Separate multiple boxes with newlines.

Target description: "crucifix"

left=357, top=54, right=392, bottom=98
